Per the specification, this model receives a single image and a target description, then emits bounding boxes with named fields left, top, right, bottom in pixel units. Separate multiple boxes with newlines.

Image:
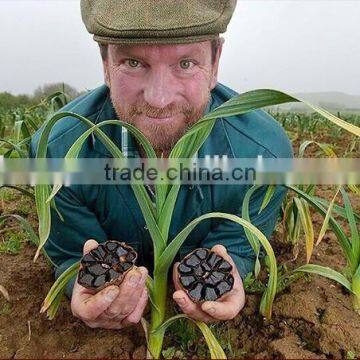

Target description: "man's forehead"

left=109, top=41, right=211, bottom=60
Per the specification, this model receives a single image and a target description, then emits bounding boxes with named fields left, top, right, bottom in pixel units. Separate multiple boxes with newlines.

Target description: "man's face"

left=102, top=41, right=222, bottom=154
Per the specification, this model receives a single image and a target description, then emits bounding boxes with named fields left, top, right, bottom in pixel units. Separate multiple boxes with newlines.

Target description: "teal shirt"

left=30, top=83, right=293, bottom=298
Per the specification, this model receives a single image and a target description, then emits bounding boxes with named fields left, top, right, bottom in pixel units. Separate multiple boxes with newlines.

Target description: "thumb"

left=83, top=239, right=99, bottom=255
left=80, top=285, right=120, bottom=320
left=172, top=262, right=182, bottom=290
left=211, top=244, right=236, bottom=268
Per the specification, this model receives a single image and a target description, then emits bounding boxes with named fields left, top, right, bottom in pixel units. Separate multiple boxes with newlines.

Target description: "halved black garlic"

left=77, top=240, right=137, bottom=290
left=178, top=248, right=234, bottom=302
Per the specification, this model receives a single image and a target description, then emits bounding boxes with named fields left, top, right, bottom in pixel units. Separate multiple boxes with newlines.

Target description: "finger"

left=172, top=262, right=182, bottom=291
left=75, top=285, right=120, bottom=321
left=173, top=290, right=213, bottom=323
left=103, top=267, right=148, bottom=319
left=122, top=287, right=148, bottom=326
left=72, top=240, right=102, bottom=307
left=211, top=245, right=243, bottom=289
left=211, top=244, right=236, bottom=267
left=71, top=271, right=99, bottom=316
left=83, top=239, right=99, bottom=255
left=201, top=293, right=243, bottom=320
left=219, top=276, right=245, bottom=308
left=72, top=240, right=101, bottom=305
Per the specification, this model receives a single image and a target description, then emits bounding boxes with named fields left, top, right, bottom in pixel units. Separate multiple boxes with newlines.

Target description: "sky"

left=0, top=0, right=359, bottom=96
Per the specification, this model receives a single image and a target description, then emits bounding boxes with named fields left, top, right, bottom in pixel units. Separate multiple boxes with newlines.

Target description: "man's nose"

left=143, top=67, right=177, bottom=109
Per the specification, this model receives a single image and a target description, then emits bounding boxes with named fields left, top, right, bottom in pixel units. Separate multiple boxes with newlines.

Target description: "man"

left=30, top=0, right=293, bottom=329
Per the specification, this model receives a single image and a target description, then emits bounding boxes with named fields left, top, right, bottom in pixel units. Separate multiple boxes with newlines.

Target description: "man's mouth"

left=148, top=116, right=172, bottom=119
left=144, top=114, right=178, bottom=122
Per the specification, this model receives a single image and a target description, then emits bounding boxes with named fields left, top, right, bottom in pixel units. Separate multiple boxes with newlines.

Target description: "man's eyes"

left=122, top=58, right=197, bottom=71
left=124, top=59, right=142, bottom=68
left=179, top=60, right=197, bottom=70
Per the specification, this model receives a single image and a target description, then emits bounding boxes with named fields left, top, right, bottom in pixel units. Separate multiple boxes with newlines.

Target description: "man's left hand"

left=172, top=245, right=245, bottom=323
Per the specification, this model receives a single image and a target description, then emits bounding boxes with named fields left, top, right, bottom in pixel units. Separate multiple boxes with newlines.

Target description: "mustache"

left=128, top=103, right=194, bottom=118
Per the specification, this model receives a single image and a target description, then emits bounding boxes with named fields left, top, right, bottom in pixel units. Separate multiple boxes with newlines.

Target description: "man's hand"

left=71, top=239, right=148, bottom=329
left=173, top=245, right=245, bottom=323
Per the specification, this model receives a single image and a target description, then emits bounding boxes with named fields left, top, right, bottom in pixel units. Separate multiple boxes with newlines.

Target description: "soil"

left=229, top=234, right=360, bottom=359
left=0, top=129, right=359, bottom=359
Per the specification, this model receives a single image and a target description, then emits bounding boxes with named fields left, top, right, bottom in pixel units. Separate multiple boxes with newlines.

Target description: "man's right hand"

left=71, top=239, right=148, bottom=329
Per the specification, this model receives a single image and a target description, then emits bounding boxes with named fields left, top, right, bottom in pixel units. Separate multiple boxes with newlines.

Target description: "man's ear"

left=98, top=44, right=111, bottom=87
left=102, top=59, right=110, bottom=88
left=210, top=37, right=225, bottom=90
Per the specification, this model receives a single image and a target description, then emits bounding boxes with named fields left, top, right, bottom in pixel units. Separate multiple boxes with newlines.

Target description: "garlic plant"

left=291, top=186, right=360, bottom=315
left=36, top=89, right=360, bottom=359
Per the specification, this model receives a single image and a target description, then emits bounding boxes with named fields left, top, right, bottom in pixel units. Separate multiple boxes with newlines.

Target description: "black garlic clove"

left=177, top=248, right=234, bottom=303
left=77, top=240, right=137, bottom=290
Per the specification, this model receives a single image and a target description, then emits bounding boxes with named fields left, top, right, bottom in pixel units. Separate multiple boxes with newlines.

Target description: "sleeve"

left=45, top=186, right=108, bottom=298
left=29, top=142, right=107, bottom=299
left=201, top=184, right=287, bottom=280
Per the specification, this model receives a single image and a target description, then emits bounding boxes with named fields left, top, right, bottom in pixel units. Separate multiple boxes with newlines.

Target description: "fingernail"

left=205, top=307, right=216, bottom=315
left=106, top=288, right=119, bottom=301
left=140, top=269, right=148, bottom=282
left=176, top=297, right=186, bottom=306
left=129, top=273, right=140, bottom=287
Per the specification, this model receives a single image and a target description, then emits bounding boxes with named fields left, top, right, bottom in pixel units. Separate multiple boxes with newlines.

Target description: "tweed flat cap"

left=81, top=0, right=237, bottom=45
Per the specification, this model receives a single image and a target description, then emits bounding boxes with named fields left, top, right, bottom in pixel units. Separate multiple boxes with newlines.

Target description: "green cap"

left=81, top=0, right=237, bottom=45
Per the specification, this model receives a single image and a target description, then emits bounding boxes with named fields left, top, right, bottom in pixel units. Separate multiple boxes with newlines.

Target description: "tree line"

left=0, top=83, right=82, bottom=110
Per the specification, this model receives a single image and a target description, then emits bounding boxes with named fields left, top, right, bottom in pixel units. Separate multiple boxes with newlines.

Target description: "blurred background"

left=0, top=0, right=359, bottom=110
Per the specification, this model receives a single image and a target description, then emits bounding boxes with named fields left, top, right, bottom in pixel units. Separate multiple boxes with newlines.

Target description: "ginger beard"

left=110, top=93, right=210, bottom=154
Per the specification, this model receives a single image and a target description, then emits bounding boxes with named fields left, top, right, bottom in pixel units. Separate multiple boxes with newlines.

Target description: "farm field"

left=0, top=95, right=359, bottom=359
